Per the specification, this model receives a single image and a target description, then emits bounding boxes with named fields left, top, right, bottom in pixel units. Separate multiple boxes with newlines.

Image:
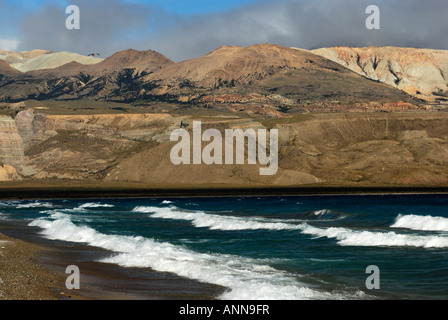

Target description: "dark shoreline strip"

left=1, top=186, right=448, bottom=200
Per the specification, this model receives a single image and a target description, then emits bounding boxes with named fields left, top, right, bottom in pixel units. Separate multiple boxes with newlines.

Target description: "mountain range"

left=3, top=43, right=447, bottom=116
left=1, top=44, right=448, bottom=187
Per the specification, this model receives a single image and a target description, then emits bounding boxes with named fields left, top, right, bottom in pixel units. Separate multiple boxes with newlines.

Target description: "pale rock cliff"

left=0, top=115, right=26, bottom=168
left=311, top=47, right=448, bottom=102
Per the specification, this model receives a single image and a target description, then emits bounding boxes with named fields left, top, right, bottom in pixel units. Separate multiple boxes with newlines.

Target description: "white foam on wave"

left=161, top=200, right=173, bottom=205
left=314, top=209, right=331, bottom=217
left=16, top=201, right=54, bottom=209
left=391, top=214, right=448, bottom=232
left=28, top=212, right=363, bottom=300
left=133, top=206, right=302, bottom=231
left=135, top=206, right=448, bottom=248
left=77, top=202, right=115, bottom=209
left=300, top=224, right=448, bottom=248
left=59, top=202, right=115, bottom=213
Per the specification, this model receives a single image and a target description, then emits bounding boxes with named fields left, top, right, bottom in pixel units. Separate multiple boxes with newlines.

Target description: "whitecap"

left=133, top=206, right=302, bottom=231
left=77, top=202, right=115, bottom=209
left=391, top=214, right=448, bottom=232
left=28, top=212, right=366, bottom=300
left=16, top=201, right=54, bottom=209
left=300, top=224, right=448, bottom=248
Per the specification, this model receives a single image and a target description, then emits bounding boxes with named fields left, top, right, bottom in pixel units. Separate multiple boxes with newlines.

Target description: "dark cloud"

left=151, top=0, right=448, bottom=61
left=16, top=0, right=448, bottom=61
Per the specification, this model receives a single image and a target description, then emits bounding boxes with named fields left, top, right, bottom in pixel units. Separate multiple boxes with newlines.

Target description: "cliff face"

left=0, top=115, right=26, bottom=168
left=312, top=47, right=448, bottom=103
left=2, top=108, right=448, bottom=186
left=12, top=110, right=177, bottom=180
left=0, top=163, right=18, bottom=181
left=103, top=113, right=448, bottom=186
left=277, top=113, right=448, bottom=185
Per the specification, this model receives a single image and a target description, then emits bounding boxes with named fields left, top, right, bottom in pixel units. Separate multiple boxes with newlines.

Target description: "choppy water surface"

left=1, top=194, right=448, bottom=300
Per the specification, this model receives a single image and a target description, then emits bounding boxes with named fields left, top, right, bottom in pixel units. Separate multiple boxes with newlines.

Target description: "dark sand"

left=1, top=181, right=448, bottom=200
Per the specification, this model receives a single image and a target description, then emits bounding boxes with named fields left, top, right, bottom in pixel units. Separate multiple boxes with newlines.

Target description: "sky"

left=1, top=0, right=448, bottom=61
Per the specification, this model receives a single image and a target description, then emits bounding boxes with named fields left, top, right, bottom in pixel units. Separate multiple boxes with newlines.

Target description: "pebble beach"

left=0, top=232, right=63, bottom=300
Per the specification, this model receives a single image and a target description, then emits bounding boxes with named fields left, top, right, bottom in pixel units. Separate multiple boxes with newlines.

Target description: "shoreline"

left=0, top=221, right=225, bottom=301
left=0, top=232, right=64, bottom=300
left=2, top=188, right=448, bottom=300
left=1, top=182, right=448, bottom=200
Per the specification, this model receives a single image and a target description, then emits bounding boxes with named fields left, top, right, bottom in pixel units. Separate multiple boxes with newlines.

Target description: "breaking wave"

left=77, top=203, right=115, bottom=209
left=60, top=202, right=115, bottom=213
left=135, top=206, right=448, bottom=248
left=391, top=214, right=448, bottom=232
left=133, top=206, right=302, bottom=231
left=300, top=224, right=448, bottom=248
left=28, top=211, right=364, bottom=300
left=16, top=201, right=54, bottom=209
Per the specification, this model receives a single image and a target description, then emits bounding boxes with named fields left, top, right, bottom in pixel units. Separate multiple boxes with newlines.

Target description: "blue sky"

left=1, top=0, right=447, bottom=61
left=1, top=0, right=261, bottom=18
left=129, top=0, right=261, bottom=15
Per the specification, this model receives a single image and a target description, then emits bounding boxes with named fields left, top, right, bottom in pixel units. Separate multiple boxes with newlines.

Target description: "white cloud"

left=0, top=39, right=19, bottom=51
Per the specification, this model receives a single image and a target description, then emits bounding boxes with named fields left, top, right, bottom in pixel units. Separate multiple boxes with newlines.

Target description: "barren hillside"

left=312, top=46, right=448, bottom=104
left=0, top=49, right=52, bottom=69
left=0, top=60, right=21, bottom=77
left=143, top=44, right=421, bottom=114
left=15, top=51, right=103, bottom=72
left=0, top=104, right=447, bottom=187
left=0, top=44, right=423, bottom=115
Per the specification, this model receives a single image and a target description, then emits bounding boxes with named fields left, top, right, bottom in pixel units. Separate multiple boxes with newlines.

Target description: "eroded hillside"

left=0, top=106, right=447, bottom=187
left=0, top=44, right=423, bottom=116
left=0, top=45, right=447, bottom=189
left=312, top=46, right=448, bottom=105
